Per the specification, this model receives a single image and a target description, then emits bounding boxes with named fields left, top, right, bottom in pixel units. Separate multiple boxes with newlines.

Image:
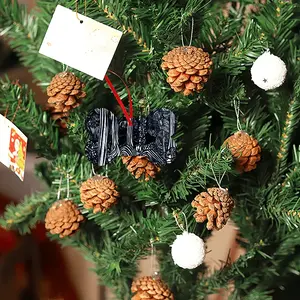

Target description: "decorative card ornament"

left=0, top=114, right=27, bottom=181
left=39, top=5, right=122, bottom=80
left=85, top=108, right=177, bottom=166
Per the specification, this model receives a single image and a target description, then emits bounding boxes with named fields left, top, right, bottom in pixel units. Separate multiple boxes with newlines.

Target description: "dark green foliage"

left=0, top=192, right=53, bottom=234
left=1, top=0, right=300, bottom=299
left=0, top=79, right=59, bottom=158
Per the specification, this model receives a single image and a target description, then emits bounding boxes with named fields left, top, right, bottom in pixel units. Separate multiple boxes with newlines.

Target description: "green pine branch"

left=195, top=247, right=260, bottom=298
left=195, top=229, right=300, bottom=299
left=216, top=21, right=267, bottom=76
left=49, top=201, right=192, bottom=299
left=0, top=0, right=61, bottom=81
left=254, top=0, right=299, bottom=57
left=0, top=79, right=59, bottom=158
left=170, top=146, right=234, bottom=201
left=275, top=77, right=300, bottom=174
left=0, top=192, right=52, bottom=234
left=263, top=146, right=300, bottom=230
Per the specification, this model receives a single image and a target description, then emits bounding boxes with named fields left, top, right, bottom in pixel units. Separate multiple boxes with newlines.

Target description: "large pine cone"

left=80, top=176, right=120, bottom=213
left=192, top=188, right=234, bottom=230
left=161, top=46, right=213, bottom=96
left=131, top=276, right=174, bottom=300
left=223, top=131, right=261, bottom=172
left=45, top=200, right=84, bottom=238
left=46, top=72, right=86, bottom=128
left=122, top=156, right=161, bottom=181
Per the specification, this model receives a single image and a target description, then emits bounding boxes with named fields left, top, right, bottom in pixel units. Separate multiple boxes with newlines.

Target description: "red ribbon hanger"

left=104, top=70, right=133, bottom=126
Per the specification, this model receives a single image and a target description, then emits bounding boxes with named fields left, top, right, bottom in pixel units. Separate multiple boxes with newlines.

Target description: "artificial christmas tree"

left=0, top=0, right=300, bottom=299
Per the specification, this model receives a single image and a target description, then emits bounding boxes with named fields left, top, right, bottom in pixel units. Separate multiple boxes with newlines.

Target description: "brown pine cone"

left=80, top=176, right=120, bottom=213
left=131, top=276, right=174, bottom=300
left=223, top=131, right=261, bottom=172
left=161, top=46, right=213, bottom=96
left=45, top=200, right=84, bottom=238
left=122, top=156, right=160, bottom=181
left=192, top=188, right=234, bottom=230
left=46, top=72, right=86, bottom=128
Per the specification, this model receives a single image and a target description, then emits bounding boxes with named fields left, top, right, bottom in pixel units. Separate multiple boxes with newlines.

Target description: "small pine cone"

left=45, top=200, right=84, bottom=238
left=131, top=276, right=174, bottom=300
left=192, top=188, right=234, bottom=230
left=46, top=72, right=86, bottom=128
left=223, top=131, right=261, bottom=172
left=122, top=156, right=161, bottom=181
left=80, top=176, right=120, bottom=213
left=161, top=46, right=213, bottom=96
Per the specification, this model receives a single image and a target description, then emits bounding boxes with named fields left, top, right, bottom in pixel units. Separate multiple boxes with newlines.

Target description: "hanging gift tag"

left=39, top=5, right=122, bottom=80
left=0, top=114, right=28, bottom=181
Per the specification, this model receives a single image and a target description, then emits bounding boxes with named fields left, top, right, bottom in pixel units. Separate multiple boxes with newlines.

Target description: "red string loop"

left=104, top=70, right=133, bottom=126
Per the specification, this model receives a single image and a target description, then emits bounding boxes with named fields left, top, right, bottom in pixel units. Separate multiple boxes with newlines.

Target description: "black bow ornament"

left=85, top=108, right=177, bottom=166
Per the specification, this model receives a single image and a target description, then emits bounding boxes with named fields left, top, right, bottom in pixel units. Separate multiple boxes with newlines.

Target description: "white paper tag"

left=0, top=115, right=28, bottom=181
left=39, top=5, right=123, bottom=80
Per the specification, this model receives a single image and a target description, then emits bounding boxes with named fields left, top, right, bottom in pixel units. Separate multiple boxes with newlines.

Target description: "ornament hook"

left=91, top=164, right=97, bottom=176
left=233, top=98, right=243, bottom=132
left=66, top=174, right=70, bottom=199
left=57, top=176, right=63, bottom=200
left=210, top=163, right=226, bottom=191
left=75, top=0, right=87, bottom=23
left=149, top=237, right=160, bottom=278
left=173, top=211, right=189, bottom=233
left=180, top=16, right=194, bottom=47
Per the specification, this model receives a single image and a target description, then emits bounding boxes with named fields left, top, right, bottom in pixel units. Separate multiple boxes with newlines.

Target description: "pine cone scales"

left=80, top=176, right=120, bottom=213
left=131, top=276, right=174, bottom=300
left=161, top=46, right=213, bottom=96
left=46, top=72, right=86, bottom=127
left=192, top=188, right=234, bottom=230
left=122, top=156, right=161, bottom=181
left=224, top=131, right=261, bottom=172
left=45, top=200, right=84, bottom=238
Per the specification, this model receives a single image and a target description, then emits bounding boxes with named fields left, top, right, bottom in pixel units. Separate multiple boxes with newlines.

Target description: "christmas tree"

left=1, top=0, right=300, bottom=299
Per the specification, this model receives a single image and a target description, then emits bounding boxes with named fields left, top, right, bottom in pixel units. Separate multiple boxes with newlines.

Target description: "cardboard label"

left=0, top=115, right=27, bottom=181
left=39, top=5, right=123, bottom=80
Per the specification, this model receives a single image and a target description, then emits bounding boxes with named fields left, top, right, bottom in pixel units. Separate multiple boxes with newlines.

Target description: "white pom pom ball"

left=171, top=231, right=205, bottom=269
left=251, top=51, right=287, bottom=90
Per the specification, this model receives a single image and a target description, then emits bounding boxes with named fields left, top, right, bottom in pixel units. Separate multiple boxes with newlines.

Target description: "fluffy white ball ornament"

left=171, top=231, right=205, bottom=269
left=251, top=51, right=287, bottom=90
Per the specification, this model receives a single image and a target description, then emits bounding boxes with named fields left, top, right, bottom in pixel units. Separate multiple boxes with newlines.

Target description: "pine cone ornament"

left=223, top=131, right=261, bottom=172
left=80, top=176, right=120, bottom=213
left=131, top=276, right=174, bottom=300
left=161, top=46, right=213, bottom=96
left=46, top=72, right=86, bottom=128
left=122, top=156, right=161, bottom=181
left=45, top=200, right=84, bottom=238
left=192, top=188, right=234, bottom=230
